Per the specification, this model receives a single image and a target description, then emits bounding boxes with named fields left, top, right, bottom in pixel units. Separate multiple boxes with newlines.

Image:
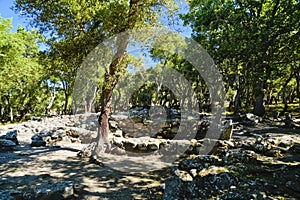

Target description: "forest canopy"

left=0, top=0, right=299, bottom=123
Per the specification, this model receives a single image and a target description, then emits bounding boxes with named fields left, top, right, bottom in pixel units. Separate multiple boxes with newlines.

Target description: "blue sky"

left=0, top=0, right=29, bottom=32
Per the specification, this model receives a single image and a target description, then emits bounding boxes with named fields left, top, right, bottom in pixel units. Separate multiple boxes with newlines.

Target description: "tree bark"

left=295, top=71, right=300, bottom=99
left=233, top=89, right=240, bottom=115
left=253, top=84, right=265, bottom=117
left=94, top=0, right=140, bottom=154
left=85, top=86, right=97, bottom=113
left=280, top=72, right=294, bottom=115
left=45, top=88, right=56, bottom=115
left=95, top=33, right=130, bottom=153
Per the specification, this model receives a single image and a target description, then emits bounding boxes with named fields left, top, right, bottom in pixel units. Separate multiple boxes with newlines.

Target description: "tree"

left=182, top=0, right=300, bottom=116
left=15, top=0, right=179, bottom=153
left=0, top=17, right=45, bottom=122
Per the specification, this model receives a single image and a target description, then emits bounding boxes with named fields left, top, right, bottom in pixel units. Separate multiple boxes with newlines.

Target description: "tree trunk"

left=62, top=81, right=69, bottom=114
left=233, top=90, right=240, bottom=115
left=85, top=86, right=97, bottom=113
left=46, top=90, right=56, bottom=115
left=10, top=107, right=13, bottom=122
left=253, top=84, right=265, bottom=117
left=280, top=72, right=294, bottom=116
left=95, top=33, right=130, bottom=153
left=64, top=92, right=69, bottom=114
left=295, top=71, right=300, bottom=99
left=93, top=0, right=143, bottom=154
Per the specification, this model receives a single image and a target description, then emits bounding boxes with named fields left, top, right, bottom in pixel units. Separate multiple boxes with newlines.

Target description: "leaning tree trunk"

left=94, top=33, right=130, bottom=154
left=92, top=0, right=143, bottom=155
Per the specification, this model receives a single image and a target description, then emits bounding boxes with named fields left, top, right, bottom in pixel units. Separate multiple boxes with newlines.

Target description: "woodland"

left=0, top=0, right=299, bottom=123
left=1, top=1, right=300, bottom=199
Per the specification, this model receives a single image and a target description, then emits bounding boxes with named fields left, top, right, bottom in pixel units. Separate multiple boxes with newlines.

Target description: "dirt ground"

left=0, top=139, right=169, bottom=199
left=1, top=118, right=300, bottom=199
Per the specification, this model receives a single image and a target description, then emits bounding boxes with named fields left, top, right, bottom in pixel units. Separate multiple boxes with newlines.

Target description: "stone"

left=163, top=176, right=183, bottom=200
left=198, top=166, right=229, bottom=177
left=0, top=190, right=23, bottom=200
left=0, top=139, right=17, bottom=150
left=220, top=192, right=252, bottom=200
left=284, top=114, right=300, bottom=128
left=111, top=147, right=127, bottom=155
left=243, top=113, right=262, bottom=126
left=114, top=130, right=123, bottom=137
left=286, top=180, right=300, bottom=193
left=31, top=139, right=46, bottom=147
left=211, top=172, right=237, bottom=191
left=220, top=120, right=233, bottom=140
left=179, top=155, right=221, bottom=171
left=5, top=130, right=18, bottom=145
left=174, top=169, right=193, bottom=182
left=109, top=120, right=119, bottom=130
left=33, top=181, right=74, bottom=199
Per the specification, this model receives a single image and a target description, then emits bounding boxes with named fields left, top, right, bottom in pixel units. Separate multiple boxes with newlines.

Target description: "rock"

left=0, top=139, right=17, bottom=150
left=0, top=130, right=19, bottom=146
left=286, top=180, right=300, bottom=193
left=174, top=168, right=193, bottom=181
left=163, top=176, right=183, bottom=200
left=113, top=130, right=123, bottom=137
left=243, top=113, right=262, bottom=126
left=0, top=190, right=23, bottom=200
left=284, top=114, right=300, bottom=128
left=5, top=130, right=18, bottom=145
left=66, top=128, right=96, bottom=144
left=179, top=155, right=221, bottom=171
left=198, top=166, right=229, bottom=177
left=109, top=120, right=119, bottom=130
left=210, top=172, right=237, bottom=191
left=31, top=139, right=46, bottom=147
left=220, top=192, right=252, bottom=200
left=33, top=181, right=75, bottom=200
left=111, top=147, right=127, bottom=155
left=147, top=140, right=160, bottom=151
left=31, top=116, right=43, bottom=121
left=31, top=132, right=50, bottom=147
left=220, top=120, right=233, bottom=140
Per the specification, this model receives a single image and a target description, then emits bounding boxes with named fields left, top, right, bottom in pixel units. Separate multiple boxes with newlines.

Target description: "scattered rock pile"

left=161, top=133, right=300, bottom=199
left=0, top=181, right=76, bottom=200
left=0, top=114, right=99, bottom=150
left=0, top=111, right=299, bottom=199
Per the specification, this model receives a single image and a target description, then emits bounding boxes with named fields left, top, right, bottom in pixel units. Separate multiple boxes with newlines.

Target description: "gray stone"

left=220, top=192, right=252, bottom=200
left=286, top=180, right=300, bottom=193
left=174, top=169, right=193, bottom=182
left=0, top=190, right=23, bottom=200
left=220, top=120, right=233, bottom=140
left=31, top=139, right=46, bottom=147
left=179, top=155, right=221, bottom=171
left=33, top=181, right=74, bottom=200
left=243, top=113, right=262, bottom=125
left=163, top=176, right=183, bottom=200
left=0, top=139, right=16, bottom=149
left=5, top=130, right=18, bottom=145
left=0, top=190, right=15, bottom=200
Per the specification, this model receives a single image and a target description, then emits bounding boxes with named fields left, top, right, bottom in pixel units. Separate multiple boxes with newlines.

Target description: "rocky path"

left=0, top=115, right=169, bottom=199
left=1, top=114, right=300, bottom=199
